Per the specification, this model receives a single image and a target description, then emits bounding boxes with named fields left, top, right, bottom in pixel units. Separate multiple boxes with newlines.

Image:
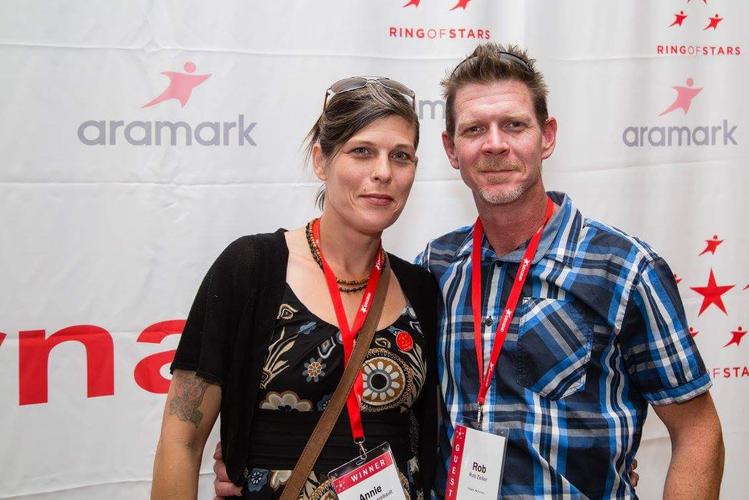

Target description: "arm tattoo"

left=169, top=372, right=209, bottom=428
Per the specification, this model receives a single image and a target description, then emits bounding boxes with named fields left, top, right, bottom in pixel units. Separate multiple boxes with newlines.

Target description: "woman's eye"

left=351, top=146, right=369, bottom=155
left=392, top=151, right=413, bottom=163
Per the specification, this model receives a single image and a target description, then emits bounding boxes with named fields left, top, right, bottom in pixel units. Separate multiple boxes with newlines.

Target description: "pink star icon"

left=723, top=326, right=746, bottom=347
left=689, top=327, right=698, bottom=337
left=669, top=11, right=688, bottom=27
left=704, top=14, right=723, bottom=30
left=659, top=78, right=702, bottom=116
left=698, top=234, right=724, bottom=256
left=143, top=61, right=212, bottom=108
left=403, top=0, right=420, bottom=6
left=690, top=269, right=735, bottom=315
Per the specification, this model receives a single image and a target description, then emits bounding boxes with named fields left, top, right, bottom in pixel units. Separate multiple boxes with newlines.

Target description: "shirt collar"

left=455, top=191, right=579, bottom=264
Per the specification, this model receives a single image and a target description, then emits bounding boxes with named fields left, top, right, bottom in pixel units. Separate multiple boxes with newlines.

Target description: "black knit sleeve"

left=414, top=267, right=441, bottom=493
left=170, top=237, right=258, bottom=385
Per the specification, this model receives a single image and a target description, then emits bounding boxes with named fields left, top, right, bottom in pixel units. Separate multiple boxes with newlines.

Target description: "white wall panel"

left=1, top=0, right=746, bottom=497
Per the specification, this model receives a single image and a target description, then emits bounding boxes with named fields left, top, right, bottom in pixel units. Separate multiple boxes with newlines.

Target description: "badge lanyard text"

left=471, top=197, right=554, bottom=425
left=312, top=218, right=385, bottom=449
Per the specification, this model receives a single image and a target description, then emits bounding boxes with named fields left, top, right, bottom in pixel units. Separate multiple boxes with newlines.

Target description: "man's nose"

left=482, top=125, right=509, bottom=155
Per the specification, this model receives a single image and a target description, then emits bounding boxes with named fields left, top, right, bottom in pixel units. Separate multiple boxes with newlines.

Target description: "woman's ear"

left=311, top=143, right=327, bottom=181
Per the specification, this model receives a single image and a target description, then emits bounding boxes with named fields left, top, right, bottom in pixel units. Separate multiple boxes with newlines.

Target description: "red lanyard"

left=471, top=197, right=554, bottom=407
left=312, top=218, right=385, bottom=442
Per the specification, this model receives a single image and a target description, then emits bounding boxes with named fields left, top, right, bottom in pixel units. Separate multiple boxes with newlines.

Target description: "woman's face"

left=313, top=115, right=418, bottom=236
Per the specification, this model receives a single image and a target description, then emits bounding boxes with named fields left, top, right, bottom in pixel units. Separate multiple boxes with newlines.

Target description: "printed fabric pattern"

left=246, top=284, right=427, bottom=499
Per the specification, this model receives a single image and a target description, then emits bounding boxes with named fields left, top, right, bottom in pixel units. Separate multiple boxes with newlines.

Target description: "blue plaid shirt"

left=416, top=192, right=711, bottom=499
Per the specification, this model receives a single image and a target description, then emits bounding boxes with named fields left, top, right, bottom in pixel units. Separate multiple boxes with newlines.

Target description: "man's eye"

left=507, top=121, right=525, bottom=130
left=464, top=126, right=482, bottom=134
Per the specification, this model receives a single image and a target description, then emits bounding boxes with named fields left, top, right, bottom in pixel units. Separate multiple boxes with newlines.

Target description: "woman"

left=151, top=76, right=439, bottom=499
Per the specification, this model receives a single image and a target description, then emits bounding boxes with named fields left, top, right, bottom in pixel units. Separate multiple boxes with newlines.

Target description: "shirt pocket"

left=515, top=297, right=592, bottom=400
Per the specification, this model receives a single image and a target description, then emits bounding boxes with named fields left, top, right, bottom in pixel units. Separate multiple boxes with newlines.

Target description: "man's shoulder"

left=577, top=216, right=661, bottom=265
left=421, top=225, right=473, bottom=266
left=428, top=225, right=473, bottom=247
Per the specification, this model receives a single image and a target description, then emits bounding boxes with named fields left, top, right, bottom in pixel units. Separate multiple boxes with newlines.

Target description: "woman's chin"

left=354, top=211, right=402, bottom=236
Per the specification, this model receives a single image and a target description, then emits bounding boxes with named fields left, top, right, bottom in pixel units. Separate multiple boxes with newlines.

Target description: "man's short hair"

left=441, top=43, right=549, bottom=137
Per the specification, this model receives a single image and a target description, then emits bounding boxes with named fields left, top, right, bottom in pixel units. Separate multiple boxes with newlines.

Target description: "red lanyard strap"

left=471, top=197, right=554, bottom=406
left=312, top=218, right=385, bottom=441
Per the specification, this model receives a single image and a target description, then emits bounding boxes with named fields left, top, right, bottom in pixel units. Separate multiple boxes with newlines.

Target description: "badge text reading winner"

left=332, top=452, right=397, bottom=500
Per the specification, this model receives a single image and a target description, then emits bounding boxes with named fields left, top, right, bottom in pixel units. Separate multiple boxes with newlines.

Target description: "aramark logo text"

left=416, top=97, right=446, bottom=121
left=622, top=78, right=738, bottom=147
left=77, top=62, right=257, bottom=147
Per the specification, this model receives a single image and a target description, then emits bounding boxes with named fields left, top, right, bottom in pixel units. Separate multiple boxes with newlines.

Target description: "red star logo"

left=723, top=326, right=746, bottom=347
left=659, top=78, right=702, bottom=116
left=403, top=0, right=420, bottom=6
left=698, top=234, right=724, bottom=256
left=450, top=0, right=471, bottom=10
left=704, top=14, right=723, bottom=30
left=674, top=273, right=682, bottom=284
left=0, top=331, right=5, bottom=347
left=690, top=269, right=735, bottom=315
left=142, top=62, right=211, bottom=108
left=669, top=11, right=688, bottom=27
left=689, top=327, right=698, bottom=337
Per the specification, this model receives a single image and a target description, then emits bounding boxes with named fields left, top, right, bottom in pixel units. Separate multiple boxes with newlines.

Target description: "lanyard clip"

left=354, top=438, right=367, bottom=460
left=476, top=404, right=484, bottom=428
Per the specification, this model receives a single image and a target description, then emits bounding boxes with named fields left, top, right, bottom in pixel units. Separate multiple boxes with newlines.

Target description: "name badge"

left=329, top=442, right=407, bottom=500
left=445, top=423, right=507, bottom=499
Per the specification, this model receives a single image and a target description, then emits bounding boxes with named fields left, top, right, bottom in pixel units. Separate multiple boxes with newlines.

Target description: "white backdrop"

left=1, top=1, right=746, bottom=498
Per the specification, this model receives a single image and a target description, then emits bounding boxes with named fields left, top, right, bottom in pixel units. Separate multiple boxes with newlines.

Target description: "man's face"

left=442, top=79, right=557, bottom=207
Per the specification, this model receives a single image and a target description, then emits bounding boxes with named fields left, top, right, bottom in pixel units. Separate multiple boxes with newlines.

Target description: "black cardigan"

left=171, top=229, right=439, bottom=491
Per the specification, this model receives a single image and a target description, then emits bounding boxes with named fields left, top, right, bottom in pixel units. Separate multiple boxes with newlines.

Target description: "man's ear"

left=311, top=143, right=327, bottom=180
left=442, top=131, right=459, bottom=170
left=541, top=117, right=557, bottom=160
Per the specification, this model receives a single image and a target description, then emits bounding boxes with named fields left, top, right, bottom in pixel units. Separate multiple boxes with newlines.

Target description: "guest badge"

left=329, top=442, right=406, bottom=500
left=445, top=423, right=507, bottom=500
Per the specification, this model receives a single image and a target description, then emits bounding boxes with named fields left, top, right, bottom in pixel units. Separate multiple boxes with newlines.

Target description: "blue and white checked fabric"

left=416, top=191, right=711, bottom=499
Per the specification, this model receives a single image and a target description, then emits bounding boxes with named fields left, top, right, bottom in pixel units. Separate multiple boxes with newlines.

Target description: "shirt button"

left=485, top=316, right=493, bottom=326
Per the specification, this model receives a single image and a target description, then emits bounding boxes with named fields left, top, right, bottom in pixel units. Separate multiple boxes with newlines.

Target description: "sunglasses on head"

left=450, top=50, right=533, bottom=78
left=323, top=76, right=416, bottom=111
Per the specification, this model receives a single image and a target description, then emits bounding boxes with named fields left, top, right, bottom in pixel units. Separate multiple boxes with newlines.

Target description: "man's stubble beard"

left=474, top=156, right=539, bottom=205
left=479, top=184, right=526, bottom=205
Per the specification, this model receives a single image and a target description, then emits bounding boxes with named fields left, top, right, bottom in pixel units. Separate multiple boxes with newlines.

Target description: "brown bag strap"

left=279, top=257, right=391, bottom=500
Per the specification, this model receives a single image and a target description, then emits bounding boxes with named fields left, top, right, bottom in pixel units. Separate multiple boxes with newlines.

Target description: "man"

left=416, top=43, right=723, bottom=498
left=213, top=43, right=723, bottom=498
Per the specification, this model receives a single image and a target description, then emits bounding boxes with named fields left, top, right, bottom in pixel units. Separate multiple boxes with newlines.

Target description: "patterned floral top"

left=244, top=284, right=427, bottom=500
